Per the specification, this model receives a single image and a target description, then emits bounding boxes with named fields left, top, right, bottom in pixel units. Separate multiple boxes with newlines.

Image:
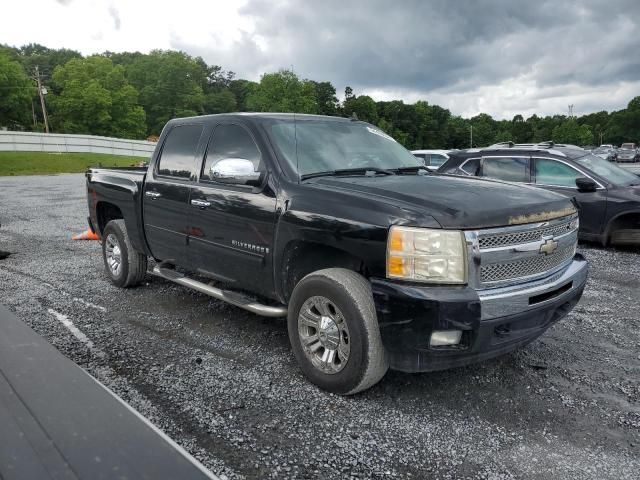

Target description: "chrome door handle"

left=191, top=199, right=211, bottom=208
left=145, top=191, right=162, bottom=199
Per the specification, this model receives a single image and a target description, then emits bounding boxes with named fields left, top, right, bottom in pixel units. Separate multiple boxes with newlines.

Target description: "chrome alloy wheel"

left=298, top=296, right=350, bottom=374
left=105, top=233, right=122, bottom=277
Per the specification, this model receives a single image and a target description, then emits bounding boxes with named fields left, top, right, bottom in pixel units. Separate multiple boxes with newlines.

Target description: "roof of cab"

left=449, top=145, right=588, bottom=161
left=165, top=112, right=354, bottom=125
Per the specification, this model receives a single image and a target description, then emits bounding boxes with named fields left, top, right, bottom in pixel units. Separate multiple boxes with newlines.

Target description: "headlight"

left=387, top=226, right=467, bottom=284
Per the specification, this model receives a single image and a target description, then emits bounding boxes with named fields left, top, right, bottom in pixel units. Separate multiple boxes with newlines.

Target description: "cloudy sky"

left=3, top=0, right=640, bottom=119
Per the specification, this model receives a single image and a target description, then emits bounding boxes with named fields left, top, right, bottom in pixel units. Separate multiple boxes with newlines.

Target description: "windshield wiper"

left=391, top=166, right=431, bottom=175
left=300, top=167, right=396, bottom=180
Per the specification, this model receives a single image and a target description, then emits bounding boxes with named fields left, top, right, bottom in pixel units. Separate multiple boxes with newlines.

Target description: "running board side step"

left=150, top=266, right=288, bottom=317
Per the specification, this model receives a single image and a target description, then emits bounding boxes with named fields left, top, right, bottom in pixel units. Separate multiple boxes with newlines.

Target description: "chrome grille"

left=478, top=218, right=576, bottom=249
left=480, top=245, right=575, bottom=283
left=466, top=214, right=579, bottom=288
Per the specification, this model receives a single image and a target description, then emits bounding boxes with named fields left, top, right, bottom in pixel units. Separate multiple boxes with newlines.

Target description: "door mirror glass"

left=211, top=158, right=261, bottom=185
left=575, top=177, right=597, bottom=192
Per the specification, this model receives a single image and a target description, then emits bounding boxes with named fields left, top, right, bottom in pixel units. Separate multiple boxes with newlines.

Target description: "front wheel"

left=102, top=219, right=148, bottom=288
left=287, top=268, right=388, bottom=395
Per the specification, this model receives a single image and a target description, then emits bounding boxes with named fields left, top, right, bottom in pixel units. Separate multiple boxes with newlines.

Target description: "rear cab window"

left=481, top=156, right=530, bottom=183
left=157, top=124, right=204, bottom=179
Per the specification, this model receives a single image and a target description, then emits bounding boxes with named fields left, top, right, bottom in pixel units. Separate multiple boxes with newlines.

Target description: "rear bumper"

left=372, top=254, right=588, bottom=373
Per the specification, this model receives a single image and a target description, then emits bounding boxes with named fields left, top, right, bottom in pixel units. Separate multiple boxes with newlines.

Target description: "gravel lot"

left=0, top=173, right=638, bottom=479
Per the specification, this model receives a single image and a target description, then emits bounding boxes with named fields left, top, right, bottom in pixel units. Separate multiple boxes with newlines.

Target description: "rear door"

left=143, top=123, right=205, bottom=264
left=188, top=123, right=277, bottom=296
left=532, top=157, right=608, bottom=235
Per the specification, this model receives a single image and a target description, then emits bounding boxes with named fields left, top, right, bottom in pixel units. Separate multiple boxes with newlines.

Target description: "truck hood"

left=307, top=174, right=576, bottom=230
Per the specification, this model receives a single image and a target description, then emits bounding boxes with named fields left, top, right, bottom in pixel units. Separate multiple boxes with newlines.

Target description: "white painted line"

left=48, top=308, right=105, bottom=358
left=72, top=297, right=107, bottom=312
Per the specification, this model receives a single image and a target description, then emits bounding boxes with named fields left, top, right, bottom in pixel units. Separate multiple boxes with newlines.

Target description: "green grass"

left=0, top=152, right=144, bottom=176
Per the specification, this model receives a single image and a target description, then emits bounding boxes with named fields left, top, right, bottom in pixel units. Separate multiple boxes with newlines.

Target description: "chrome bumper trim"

left=477, top=256, right=588, bottom=320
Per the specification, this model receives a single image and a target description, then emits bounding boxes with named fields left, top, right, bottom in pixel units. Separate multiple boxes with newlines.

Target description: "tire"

left=102, top=219, right=148, bottom=288
left=287, top=268, right=388, bottom=395
left=611, top=229, right=640, bottom=246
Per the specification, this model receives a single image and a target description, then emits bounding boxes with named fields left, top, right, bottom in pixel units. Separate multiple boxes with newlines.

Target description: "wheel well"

left=281, top=241, right=368, bottom=302
left=606, top=212, right=640, bottom=243
left=96, top=202, right=124, bottom=235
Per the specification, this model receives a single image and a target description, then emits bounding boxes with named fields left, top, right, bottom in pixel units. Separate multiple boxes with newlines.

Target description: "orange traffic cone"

left=72, top=229, right=100, bottom=241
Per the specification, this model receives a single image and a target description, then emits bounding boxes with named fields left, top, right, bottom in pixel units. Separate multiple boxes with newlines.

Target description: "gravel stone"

left=0, top=173, right=638, bottom=479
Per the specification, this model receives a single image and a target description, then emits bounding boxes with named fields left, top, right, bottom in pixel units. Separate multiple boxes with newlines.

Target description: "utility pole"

left=34, top=65, right=50, bottom=133
left=470, top=125, right=473, bottom=148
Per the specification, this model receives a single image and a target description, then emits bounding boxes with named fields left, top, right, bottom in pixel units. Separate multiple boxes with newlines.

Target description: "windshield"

left=575, top=154, right=639, bottom=186
left=268, top=120, right=421, bottom=177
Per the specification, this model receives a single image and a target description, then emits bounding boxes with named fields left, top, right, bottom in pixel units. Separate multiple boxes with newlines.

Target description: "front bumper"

left=372, top=254, right=588, bottom=372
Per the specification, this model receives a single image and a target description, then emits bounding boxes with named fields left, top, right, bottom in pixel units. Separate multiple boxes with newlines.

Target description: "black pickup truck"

left=86, top=113, right=588, bottom=395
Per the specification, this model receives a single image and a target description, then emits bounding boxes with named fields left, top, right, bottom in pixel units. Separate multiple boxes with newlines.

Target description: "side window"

left=534, top=158, right=581, bottom=188
left=460, top=158, right=480, bottom=175
left=202, top=124, right=262, bottom=181
left=430, top=154, right=447, bottom=167
left=413, top=153, right=427, bottom=164
left=482, top=157, right=530, bottom=183
left=157, top=124, right=203, bottom=178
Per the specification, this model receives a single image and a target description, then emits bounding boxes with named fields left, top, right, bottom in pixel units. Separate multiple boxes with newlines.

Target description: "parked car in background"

left=617, top=143, right=639, bottom=163
left=411, top=149, right=451, bottom=171
left=85, top=114, right=589, bottom=394
left=593, top=145, right=617, bottom=162
left=438, top=142, right=640, bottom=246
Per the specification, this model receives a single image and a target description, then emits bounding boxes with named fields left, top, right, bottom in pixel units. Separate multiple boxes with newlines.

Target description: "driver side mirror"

left=575, top=177, right=597, bottom=192
left=211, top=158, right=261, bottom=186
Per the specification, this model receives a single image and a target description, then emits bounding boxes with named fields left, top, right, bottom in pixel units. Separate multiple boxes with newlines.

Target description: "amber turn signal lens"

left=388, top=228, right=404, bottom=252
left=387, top=255, right=406, bottom=276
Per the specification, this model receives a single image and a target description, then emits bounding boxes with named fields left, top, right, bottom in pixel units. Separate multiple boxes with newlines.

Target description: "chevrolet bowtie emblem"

left=539, top=238, right=559, bottom=255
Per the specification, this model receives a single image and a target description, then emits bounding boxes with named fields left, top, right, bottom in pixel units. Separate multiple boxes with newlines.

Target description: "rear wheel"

left=287, top=268, right=388, bottom=395
left=102, top=219, right=147, bottom=287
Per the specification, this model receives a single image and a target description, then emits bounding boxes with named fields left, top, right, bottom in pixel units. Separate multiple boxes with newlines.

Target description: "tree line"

left=1, top=43, right=639, bottom=148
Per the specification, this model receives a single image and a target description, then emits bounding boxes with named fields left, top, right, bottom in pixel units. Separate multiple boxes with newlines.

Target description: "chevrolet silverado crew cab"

left=86, top=114, right=588, bottom=395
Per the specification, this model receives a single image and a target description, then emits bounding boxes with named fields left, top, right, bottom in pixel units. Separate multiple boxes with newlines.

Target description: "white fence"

left=0, top=131, right=156, bottom=158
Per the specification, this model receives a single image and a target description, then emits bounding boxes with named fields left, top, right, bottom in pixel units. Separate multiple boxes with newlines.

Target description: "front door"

left=532, top=157, right=608, bottom=235
left=143, top=123, right=204, bottom=264
left=188, top=123, right=277, bottom=297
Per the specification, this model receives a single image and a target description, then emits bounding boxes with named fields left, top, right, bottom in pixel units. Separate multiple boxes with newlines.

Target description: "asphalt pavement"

left=0, top=173, right=638, bottom=479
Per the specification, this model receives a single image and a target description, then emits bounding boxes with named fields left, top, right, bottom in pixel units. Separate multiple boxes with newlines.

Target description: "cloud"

left=107, top=4, right=121, bottom=30
left=4, top=0, right=640, bottom=118
left=170, top=0, right=640, bottom=118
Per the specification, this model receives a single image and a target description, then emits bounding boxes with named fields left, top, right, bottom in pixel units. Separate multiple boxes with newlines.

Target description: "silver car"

left=617, top=143, right=639, bottom=163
